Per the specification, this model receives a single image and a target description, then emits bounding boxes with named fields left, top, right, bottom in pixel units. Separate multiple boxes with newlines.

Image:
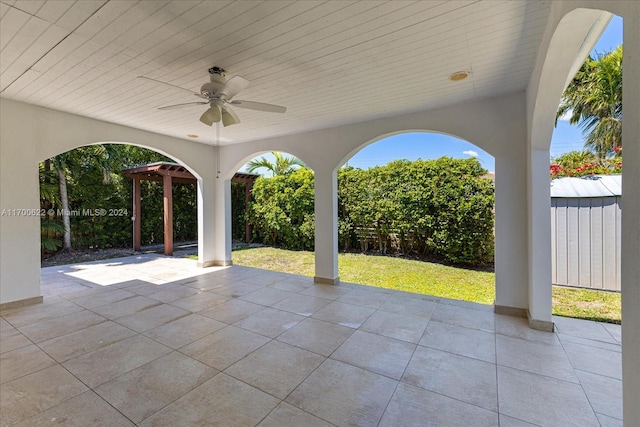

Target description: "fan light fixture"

left=200, top=104, right=221, bottom=126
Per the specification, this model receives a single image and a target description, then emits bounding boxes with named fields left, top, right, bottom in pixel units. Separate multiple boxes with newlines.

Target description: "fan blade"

left=137, top=76, right=206, bottom=99
left=158, top=101, right=208, bottom=110
left=221, top=105, right=240, bottom=127
left=199, top=104, right=221, bottom=126
left=229, top=100, right=286, bottom=113
left=219, top=75, right=249, bottom=100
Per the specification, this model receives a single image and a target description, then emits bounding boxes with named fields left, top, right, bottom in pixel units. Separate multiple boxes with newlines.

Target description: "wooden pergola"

left=123, top=162, right=258, bottom=255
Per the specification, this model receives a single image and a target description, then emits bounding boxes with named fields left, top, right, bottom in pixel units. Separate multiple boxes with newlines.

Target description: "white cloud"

left=463, top=150, right=479, bottom=158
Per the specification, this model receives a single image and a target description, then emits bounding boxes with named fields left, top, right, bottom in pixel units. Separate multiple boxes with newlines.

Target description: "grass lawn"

left=225, top=246, right=620, bottom=324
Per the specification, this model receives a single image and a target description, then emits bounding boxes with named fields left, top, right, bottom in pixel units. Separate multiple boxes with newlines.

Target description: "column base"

left=197, top=260, right=232, bottom=268
left=494, top=305, right=528, bottom=318
left=494, top=305, right=554, bottom=332
left=527, top=312, right=554, bottom=332
left=314, top=276, right=340, bottom=285
left=0, top=295, right=43, bottom=312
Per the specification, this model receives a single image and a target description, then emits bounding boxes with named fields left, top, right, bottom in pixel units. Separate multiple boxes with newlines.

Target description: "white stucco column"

left=621, top=7, right=640, bottom=426
left=494, top=152, right=529, bottom=317
left=527, top=148, right=553, bottom=331
left=0, top=162, right=42, bottom=307
left=314, top=168, right=339, bottom=284
left=213, top=177, right=232, bottom=266
left=197, top=178, right=216, bottom=267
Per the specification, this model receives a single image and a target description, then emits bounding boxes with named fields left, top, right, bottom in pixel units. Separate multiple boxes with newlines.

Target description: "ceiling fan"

left=138, top=67, right=286, bottom=127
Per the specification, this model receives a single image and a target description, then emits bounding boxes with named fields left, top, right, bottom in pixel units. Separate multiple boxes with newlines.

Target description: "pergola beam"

left=122, top=163, right=259, bottom=254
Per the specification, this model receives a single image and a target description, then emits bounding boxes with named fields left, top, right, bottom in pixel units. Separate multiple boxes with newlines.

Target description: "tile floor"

left=0, top=254, right=623, bottom=426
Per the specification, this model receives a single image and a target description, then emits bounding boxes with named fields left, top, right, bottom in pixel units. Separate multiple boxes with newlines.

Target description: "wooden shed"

left=550, top=175, right=621, bottom=291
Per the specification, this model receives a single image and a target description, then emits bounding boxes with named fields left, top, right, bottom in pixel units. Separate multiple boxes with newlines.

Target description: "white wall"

left=0, top=99, right=217, bottom=304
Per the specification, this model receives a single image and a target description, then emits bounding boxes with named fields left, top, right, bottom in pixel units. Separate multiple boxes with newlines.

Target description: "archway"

left=338, top=131, right=496, bottom=304
left=229, top=151, right=316, bottom=276
left=39, top=144, right=199, bottom=263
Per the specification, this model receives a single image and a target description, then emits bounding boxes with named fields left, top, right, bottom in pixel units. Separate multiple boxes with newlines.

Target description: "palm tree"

left=556, top=45, right=622, bottom=159
left=246, top=152, right=306, bottom=176
left=51, top=152, right=74, bottom=250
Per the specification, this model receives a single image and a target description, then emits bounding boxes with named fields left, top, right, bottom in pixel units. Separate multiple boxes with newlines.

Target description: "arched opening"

left=548, top=14, right=622, bottom=325
left=229, top=151, right=316, bottom=277
left=337, top=131, right=496, bottom=304
left=39, top=143, right=198, bottom=266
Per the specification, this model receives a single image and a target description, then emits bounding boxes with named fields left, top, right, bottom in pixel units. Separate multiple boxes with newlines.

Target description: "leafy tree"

left=556, top=46, right=622, bottom=159
left=550, top=150, right=622, bottom=178
left=246, top=152, right=305, bottom=176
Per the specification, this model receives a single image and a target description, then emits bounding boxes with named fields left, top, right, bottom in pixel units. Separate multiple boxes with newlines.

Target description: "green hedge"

left=248, top=157, right=494, bottom=266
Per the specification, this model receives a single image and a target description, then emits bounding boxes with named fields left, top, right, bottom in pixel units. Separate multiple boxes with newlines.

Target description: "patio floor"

left=0, top=254, right=622, bottom=426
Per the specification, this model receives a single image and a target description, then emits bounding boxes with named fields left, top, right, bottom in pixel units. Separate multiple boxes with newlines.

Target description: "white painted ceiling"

left=0, top=0, right=551, bottom=145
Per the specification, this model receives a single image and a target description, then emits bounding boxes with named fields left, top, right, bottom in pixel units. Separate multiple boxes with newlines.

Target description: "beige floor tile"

left=1, top=300, right=83, bottom=328
left=95, top=351, right=217, bottom=423
left=499, top=414, right=540, bottom=426
left=562, top=341, right=622, bottom=379
left=553, top=315, right=617, bottom=343
left=63, top=335, right=172, bottom=388
left=277, top=318, right=354, bottom=356
left=576, top=369, right=622, bottom=420
left=180, top=325, right=270, bottom=370
left=18, top=310, right=106, bottom=342
left=379, top=294, right=438, bottom=318
left=336, top=288, right=394, bottom=309
left=198, top=298, right=265, bottom=324
left=286, top=359, right=397, bottom=426
left=431, top=302, right=495, bottom=331
left=169, top=291, right=229, bottom=312
left=60, top=285, right=112, bottom=300
left=496, top=334, right=578, bottom=382
left=0, top=344, right=56, bottom=384
left=146, top=285, right=199, bottom=303
left=596, top=413, right=623, bottom=427
left=0, top=365, right=88, bottom=425
left=257, top=402, right=332, bottom=427
left=37, top=321, right=136, bottom=362
left=557, top=333, right=621, bottom=353
left=360, top=310, right=429, bottom=343
left=269, top=278, right=314, bottom=293
left=122, top=282, right=167, bottom=296
left=439, top=297, right=494, bottom=311
left=402, top=346, right=498, bottom=411
left=138, top=373, right=279, bottom=426
left=379, top=382, right=498, bottom=427
left=210, top=282, right=263, bottom=297
left=144, top=314, right=226, bottom=349
left=498, top=365, right=599, bottom=427
left=311, top=301, right=375, bottom=329
left=601, top=323, right=621, bottom=343
left=114, top=303, right=189, bottom=332
left=0, top=317, right=12, bottom=331
left=234, top=307, right=304, bottom=338
left=331, top=330, right=415, bottom=380
left=225, top=340, right=324, bottom=399
left=300, top=283, right=351, bottom=300
left=0, top=327, right=32, bottom=353
left=70, top=288, right=136, bottom=309
left=239, top=287, right=295, bottom=306
left=495, top=314, right=560, bottom=345
left=420, top=320, right=496, bottom=363
left=272, top=294, right=331, bottom=317
left=91, top=295, right=161, bottom=319
left=14, top=391, right=134, bottom=426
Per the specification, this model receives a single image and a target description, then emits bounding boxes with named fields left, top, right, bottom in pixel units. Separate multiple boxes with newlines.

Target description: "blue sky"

left=244, top=16, right=622, bottom=174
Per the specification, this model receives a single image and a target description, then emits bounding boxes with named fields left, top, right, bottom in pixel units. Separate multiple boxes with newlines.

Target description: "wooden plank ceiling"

left=0, top=0, right=551, bottom=145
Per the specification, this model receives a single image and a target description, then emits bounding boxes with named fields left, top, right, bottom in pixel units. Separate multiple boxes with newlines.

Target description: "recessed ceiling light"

left=187, top=134, right=199, bottom=138
left=449, top=71, right=471, bottom=81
